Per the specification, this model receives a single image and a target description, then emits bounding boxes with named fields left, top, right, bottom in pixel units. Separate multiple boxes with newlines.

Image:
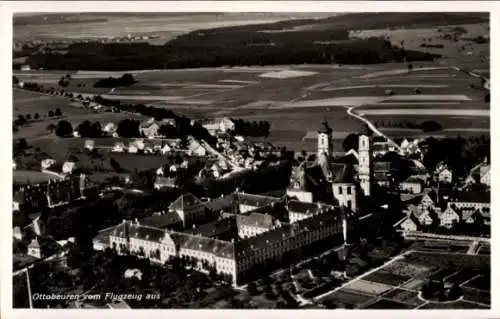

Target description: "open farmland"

left=352, top=21, right=490, bottom=74
left=315, top=250, right=490, bottom=309
left=14, top=58, right=489, bottom=150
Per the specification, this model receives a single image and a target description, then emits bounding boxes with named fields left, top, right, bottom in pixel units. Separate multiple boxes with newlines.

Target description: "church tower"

left=317, top=120, right=333, bottom=157
left=358, top=135, right=371, bottom=196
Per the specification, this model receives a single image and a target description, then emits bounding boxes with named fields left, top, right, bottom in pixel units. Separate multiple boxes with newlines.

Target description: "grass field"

left=316, top=250, right=490, bottom=309
left=15, top=46, right=489, bottom=149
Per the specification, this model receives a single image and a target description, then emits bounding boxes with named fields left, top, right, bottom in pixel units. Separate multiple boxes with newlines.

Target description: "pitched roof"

left=236, top=212, right=275, bottom=229
left=186, top=216, right=237, bottom=238
left=404, top=214, right=420, bottom=227
left=169, top=193, right=204, bottom=211
left=28, top=237, right=40, bottom=248
left=237, top=207, right=344, bottom=256
left=234, top=192, right=281, bottom=208
left=171, top=232, right=235, bottom=258
left=141, top=212, right=183, bottom=229
left=287, top=200, right=321, bottom=215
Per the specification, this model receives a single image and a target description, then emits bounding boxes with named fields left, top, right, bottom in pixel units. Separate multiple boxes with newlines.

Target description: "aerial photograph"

left=11, top=11, right=490, bottom=310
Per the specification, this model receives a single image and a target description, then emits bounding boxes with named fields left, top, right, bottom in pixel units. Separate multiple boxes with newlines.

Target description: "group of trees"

left=75, top=120, right=103, bottom=138
left=25, top=25, right=441, bottom=70
left=421, top=277, right=462, bottom=301
left=230, top=119, right=271, bottom=138
left=14, top=109, right=62, bottom=128
left=422, top=135, right=490, bottom=178
left=93, top=73, right=137, bottom=88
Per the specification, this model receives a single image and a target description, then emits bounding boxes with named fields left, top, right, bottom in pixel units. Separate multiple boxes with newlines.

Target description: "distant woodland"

left=23, top=13, right=489, bottom=71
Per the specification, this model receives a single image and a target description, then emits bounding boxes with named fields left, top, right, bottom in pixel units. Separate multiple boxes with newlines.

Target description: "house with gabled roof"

left=435, top=162, right=452, bottom=183
left=112, top=142, right=126, bottom=153
left=27, top=237, right=42, bottom=258
left=438, top=206, right=460, bottom=229
left=466, top=158, right=490, bottom=187
left=420, top=190, right=439, bottom=208
left=411, top=206, right=437, bottom=227
left=400, top=214, right=419, bottom=232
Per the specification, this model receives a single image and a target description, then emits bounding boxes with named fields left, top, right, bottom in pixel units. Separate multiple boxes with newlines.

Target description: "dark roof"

left=372, top=136, right=387, bottom=143
left=237, top=207, right=344, bottom=256
left=204, top=194, right=235, bottom=213
left=334, top=153, right=358, bottom=166
left=234, top=192, right=281, bottom=208
left=110, top=221, right=165, bottom=242
left=287, top=200, right=321, bottom=215
left=186, top=216, right=237, bottom=238
left=141, top=212, right=183, bottom=229
left=169, top=193, right=204, bottom=211
left=449, top=190, right=490, bottom=203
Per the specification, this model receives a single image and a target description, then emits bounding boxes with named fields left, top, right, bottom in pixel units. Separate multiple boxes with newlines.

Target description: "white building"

left=41, top=158, right=56, bottom=170
left=358, top=135, right=371, bottom=196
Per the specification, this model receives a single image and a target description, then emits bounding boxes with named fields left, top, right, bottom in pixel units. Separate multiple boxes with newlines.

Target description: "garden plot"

left=382, top=288, right=423, bottom=306
left=344, top=279, right=394, bottom=296
left=259, top=70, right=318, bottom=79
left=363, top=271, right=411, bottom=286
left=381, top=260, right=431, bottom=278
left=319, top=289, right=375, bottom=306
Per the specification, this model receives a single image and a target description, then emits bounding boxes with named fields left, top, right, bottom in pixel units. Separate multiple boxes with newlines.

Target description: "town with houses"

left=11, top=12, right=491, bottom=311
left=12, top=113, right=491, bottom=309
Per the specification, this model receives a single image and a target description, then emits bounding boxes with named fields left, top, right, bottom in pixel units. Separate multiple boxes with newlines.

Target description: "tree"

left=55, top=108, right=62, bottom=117
left=407, top=63, right=413, bottom=72
left=55, top=120, right=73, bottom=137
left=25, top=114, right=31, bottom=121
left=14, top=138, right=28, bottom=154
left=484, top=93, right=490, bottom=103
left=34, top=113, right=40, bottom=120
left=16, top=115, right=26, bottom=126
left=342, top=133, right=359, bottom=152
left=76, top=120, right=92, bottom=137
left=46, top=123, right=57, bottom=133
left=48, top=110, right=55, bottom=117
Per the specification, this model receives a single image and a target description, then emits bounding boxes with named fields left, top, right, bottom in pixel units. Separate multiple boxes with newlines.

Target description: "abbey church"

left=287, top=121, right=373, bottom=212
